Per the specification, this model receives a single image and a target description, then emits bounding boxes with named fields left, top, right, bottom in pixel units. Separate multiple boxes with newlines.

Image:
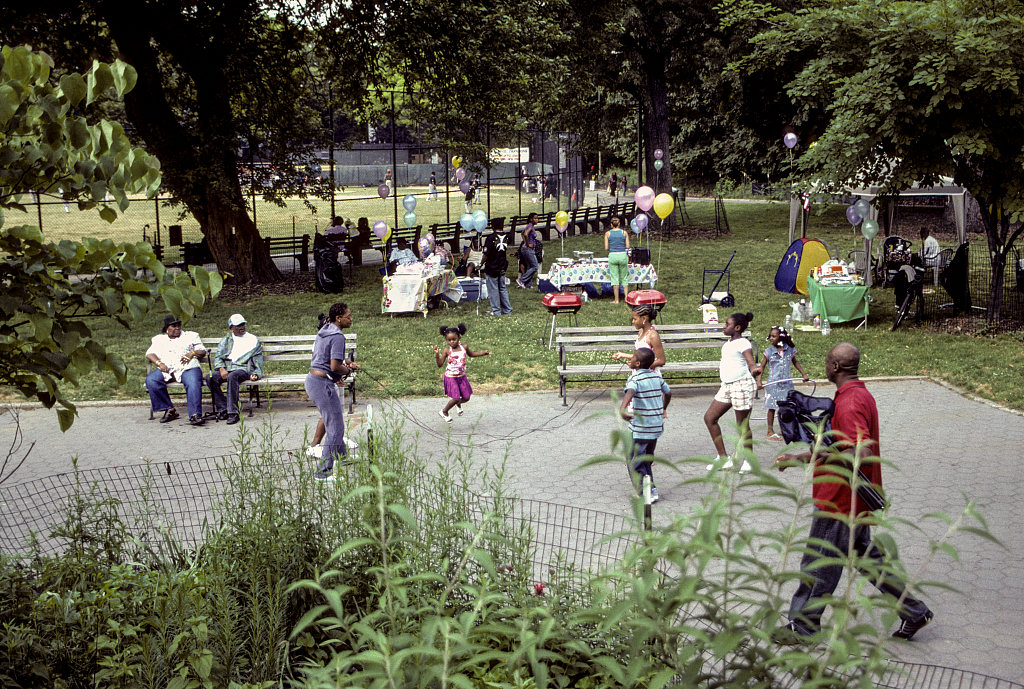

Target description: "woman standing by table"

left=306, top=302, right=359, bottom=481
left=604, top=217, right=631, bottom=303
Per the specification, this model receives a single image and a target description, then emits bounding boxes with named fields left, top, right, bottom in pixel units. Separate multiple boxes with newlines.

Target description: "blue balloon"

left=459, top=213, right=474, bottom=231
left=402, top=194, right=417, bottom=212
left=471, top=209, right=488, bottom=232
left=630, top=218, right=642, bottom=234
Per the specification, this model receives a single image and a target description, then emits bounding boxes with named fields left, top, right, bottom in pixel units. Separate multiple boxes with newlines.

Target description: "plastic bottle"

left=821, top=318, right=831, bottom=336
left=813, top=314, right=821, bottom=329
left=784, top=314, right=793, bottom=331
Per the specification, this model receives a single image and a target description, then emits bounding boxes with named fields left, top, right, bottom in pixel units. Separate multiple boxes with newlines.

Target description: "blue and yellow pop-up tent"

left=775, top=238, right=831, bottom=295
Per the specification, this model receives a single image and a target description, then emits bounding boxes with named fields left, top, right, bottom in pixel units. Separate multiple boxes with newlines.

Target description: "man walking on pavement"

left=774, top=342, right=934, bottom=642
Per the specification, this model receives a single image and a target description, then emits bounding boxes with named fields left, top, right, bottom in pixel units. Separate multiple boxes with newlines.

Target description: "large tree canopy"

left=733, top=0, right=1024, bottom=318
left=0, top=45, right=220, bottom=429
left=1, top=0, right=384, bottom=283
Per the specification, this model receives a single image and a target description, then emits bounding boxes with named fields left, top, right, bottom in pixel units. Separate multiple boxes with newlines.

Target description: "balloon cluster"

left=845, top=198, right=877, bottom=239
left=634, top=185, right=674, bottom=220
left=403, top=194, right=417, bottom=227
left=653, top=148, right=665, bottom=171
left=459, top=209, right=489, bottom=233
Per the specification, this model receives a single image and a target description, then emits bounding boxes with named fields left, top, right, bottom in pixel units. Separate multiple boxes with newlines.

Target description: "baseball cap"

left=228, top=314, right=246, bottom=327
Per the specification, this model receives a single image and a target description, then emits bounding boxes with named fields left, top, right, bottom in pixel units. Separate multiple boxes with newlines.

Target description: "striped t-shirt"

left=625, top=368, right=670, bottom=440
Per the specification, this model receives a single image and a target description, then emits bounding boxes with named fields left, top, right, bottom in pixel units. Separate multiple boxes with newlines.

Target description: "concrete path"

left=2, top=379, right=1022, bottom=683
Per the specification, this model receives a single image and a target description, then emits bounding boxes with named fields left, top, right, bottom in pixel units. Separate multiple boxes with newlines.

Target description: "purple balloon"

left=783, top=133, right=798, bottom=149
left=455, top=167, right=466, bottom=181
left=459, top=180, right=471, bottom=194
left=653, top=148, right=664, bottom=161
left=377, top=183, right=390, bottom=199
left=634, top=213, right=649, bottom=232
left=845, top=205, right=862, bottom=226
left=372, top=220, right=388, bottom=240
left=634, top=186, right=655, bottom=212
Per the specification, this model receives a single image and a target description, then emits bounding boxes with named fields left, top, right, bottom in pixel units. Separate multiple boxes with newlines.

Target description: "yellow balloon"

left=383, top=228, right=393, bottom=243
left=653, top=192, right=674, bottom=219
left=452, top=155, right=462, bottom=168
left=555, top=210, right=569, bottom=227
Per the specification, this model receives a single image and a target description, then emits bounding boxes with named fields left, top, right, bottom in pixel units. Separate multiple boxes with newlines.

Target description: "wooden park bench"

left=429, top=221, right=462, bottom=252
left=264, top=234, right=310, bottom=271
left=555, top=323, right=745, bottom=405
left=146, top=333, right=359, bottom=417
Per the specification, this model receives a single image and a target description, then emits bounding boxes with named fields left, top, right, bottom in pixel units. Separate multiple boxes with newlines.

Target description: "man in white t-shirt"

left=208, top=313, right=264, bottom=424
left=920, top=228, right=941, bottom=267
left=145, top=315, right=208, bottom=425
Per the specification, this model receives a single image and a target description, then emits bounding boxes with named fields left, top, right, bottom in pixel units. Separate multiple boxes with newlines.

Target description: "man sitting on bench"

left=208, top=313, right=264, bottom=424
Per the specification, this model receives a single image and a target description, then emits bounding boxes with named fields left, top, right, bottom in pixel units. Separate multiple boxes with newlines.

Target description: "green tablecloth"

left=807, top=277, right=869, bottom=325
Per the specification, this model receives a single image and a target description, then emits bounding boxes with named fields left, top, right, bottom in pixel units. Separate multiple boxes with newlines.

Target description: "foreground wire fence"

left=1, top=452, right=1020, bottom=689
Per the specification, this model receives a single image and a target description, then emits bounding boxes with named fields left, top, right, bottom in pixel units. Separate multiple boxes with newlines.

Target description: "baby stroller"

left=891, top=258, right=925, bottom=331
left=875, top=236, right=914, bottom=288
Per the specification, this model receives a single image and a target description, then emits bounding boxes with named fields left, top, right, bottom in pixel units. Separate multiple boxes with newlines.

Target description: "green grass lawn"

left=14, top=198, right=1024, bottom=411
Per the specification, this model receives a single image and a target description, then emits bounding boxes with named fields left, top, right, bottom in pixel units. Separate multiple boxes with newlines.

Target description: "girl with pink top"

left=434, top=323, right=490, bottom=422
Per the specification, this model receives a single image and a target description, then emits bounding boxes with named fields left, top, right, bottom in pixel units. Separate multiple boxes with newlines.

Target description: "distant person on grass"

left=773, top=343, right=934, bottom=643
left=619, top=347, right=671, bottom=503
left=920, top=227, right=941, bottom=267
left=145, top=315, right=208, bottom=426
left=604, top=216, right=631, bottom=303
left=516, top=212, right=540, bottom=289
left=482, top=230, right=513, bottom=316
left=208, top=313, right=263, bottom=425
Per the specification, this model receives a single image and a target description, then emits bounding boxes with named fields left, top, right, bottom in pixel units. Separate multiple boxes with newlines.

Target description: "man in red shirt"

left=775, top=343, right=933, bottom=641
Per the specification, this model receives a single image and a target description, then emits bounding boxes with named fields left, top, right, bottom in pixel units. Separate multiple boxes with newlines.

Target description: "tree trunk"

left=102, top=2, right=280, bottom=284
left=641, top=48, right=676, bottom=228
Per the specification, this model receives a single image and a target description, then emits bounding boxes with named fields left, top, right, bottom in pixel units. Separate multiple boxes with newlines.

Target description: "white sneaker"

left=706, top=456, right=733, bottom=472
left=313, top=473, right=336, bottom=482
left=737, top=459, right=753, bottom=474
left=456, top=406, right=464, bottom=416
left=438, top=410, right=453, bottom=423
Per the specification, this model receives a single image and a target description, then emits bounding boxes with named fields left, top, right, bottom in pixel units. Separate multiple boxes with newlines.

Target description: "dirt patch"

left=651, top=226, right=729, bottom=242
left=218, top=272, right=317, bottom=301
left=924, top=317, right=1024, bottom=337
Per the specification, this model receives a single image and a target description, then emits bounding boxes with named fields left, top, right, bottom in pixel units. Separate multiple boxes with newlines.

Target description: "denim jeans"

left=485, top=274, right=512, bottom=315
left=208, top=369, right=251, bottom=416
left=519, top=247, right=538, bottom=287
left=789, top=511, right=931, bottom=634
left=146, top=367, right=204, bottom=418
left=631, top=437, right=658, bottom=489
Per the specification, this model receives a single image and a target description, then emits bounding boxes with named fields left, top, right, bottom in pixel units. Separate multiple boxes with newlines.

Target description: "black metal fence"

left=1, top=452, right=1021, bottom=689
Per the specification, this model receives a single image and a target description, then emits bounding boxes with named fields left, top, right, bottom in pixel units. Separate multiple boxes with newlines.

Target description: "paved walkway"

left=2, top=379, right=1022, bottom=683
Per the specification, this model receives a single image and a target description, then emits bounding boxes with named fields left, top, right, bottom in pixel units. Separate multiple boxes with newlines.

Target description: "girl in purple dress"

left=433, top=323, right=490, bottom=422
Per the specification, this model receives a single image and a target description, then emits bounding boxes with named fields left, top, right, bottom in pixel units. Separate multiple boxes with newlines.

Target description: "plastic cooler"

left=541, top=292, right=583, bottom=348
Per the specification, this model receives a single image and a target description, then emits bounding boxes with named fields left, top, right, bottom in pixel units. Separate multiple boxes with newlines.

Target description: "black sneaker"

left=160, top=408, right=179, bottom=423
left=892, top=611, right=933, bottom=640
left=226, top=415, right=240, bottom=425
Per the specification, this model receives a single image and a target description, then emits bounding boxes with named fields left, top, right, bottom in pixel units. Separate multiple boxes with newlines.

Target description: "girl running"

left=434, top=323, right=489, bottom=422
left=757, top=326, right=809, bottom=441
left=703, top=311, right=762, bottom=472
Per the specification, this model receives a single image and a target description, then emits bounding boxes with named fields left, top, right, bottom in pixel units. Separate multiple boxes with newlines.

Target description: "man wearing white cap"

left=208, top=314, right=264, bottom=424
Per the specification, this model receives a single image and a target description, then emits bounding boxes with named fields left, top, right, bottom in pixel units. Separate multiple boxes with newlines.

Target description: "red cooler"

left=542, top=292, right=583, bottom=348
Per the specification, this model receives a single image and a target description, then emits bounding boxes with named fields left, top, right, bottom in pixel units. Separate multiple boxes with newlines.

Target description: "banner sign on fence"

left=489, top=147, right=530, bottom=164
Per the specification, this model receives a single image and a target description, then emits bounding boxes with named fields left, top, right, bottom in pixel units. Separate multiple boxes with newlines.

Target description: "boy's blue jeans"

left=631, top=437, right=658, bottom=489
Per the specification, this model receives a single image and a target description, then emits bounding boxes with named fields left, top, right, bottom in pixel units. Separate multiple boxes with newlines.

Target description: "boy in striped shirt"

left=619, top=347, right=672, bottom=503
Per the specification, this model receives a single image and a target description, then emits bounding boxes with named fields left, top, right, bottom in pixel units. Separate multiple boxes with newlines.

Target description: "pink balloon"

left=653, top=148, right=664, bottom=161
left=425, top=232, right=435, bottom=248
left=455, top=167, right=466, bottom=181
left=372, top=220, right=388, bottom=239
left=634, top=186, right=655, bottom=212
left=377, top=183, right=390, bottom=199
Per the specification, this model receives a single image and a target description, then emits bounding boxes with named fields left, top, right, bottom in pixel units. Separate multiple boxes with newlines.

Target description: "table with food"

left=541, top=251, right=658, bottom=292
left=381, top=257, right=462, bottom=316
